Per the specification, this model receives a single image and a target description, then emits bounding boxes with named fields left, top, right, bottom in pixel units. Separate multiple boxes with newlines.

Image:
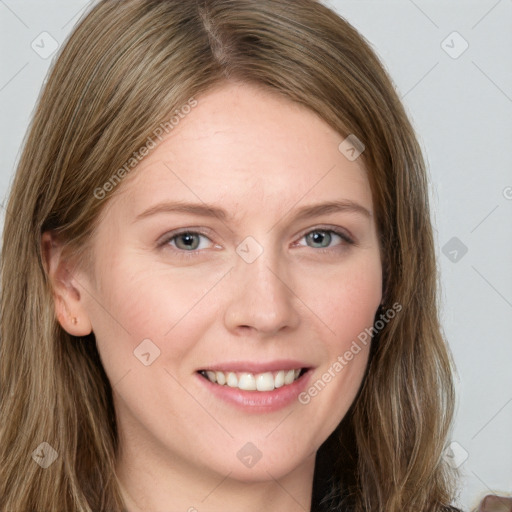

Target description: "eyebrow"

left=134, top=199, right=372, bottom=223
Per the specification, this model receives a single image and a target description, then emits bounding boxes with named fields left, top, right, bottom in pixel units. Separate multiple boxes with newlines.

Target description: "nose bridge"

left=223, top=235, right=300, bottom=335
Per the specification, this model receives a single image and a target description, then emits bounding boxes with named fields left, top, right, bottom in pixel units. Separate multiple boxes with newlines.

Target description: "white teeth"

left=284, top=369, right=296, bottom=385
left=226, top=372, right=238, bottom=387
left=274, top=370, right=285, bottom=388
left=256, top=372, right=275, bottom=392
left=238, top=373, right=256, bottom=391
left=202, top=368, right=304, bottom=392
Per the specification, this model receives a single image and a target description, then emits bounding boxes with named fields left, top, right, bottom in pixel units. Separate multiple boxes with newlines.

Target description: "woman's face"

left=69, top=82, right=382, bottom=486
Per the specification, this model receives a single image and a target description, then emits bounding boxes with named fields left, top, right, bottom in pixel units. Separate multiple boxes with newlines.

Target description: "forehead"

left=110, top=82, right=372, bottom=220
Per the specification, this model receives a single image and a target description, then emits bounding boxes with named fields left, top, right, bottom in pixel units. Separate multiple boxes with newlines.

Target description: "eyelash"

left=158, top=226, right=355, bottom=260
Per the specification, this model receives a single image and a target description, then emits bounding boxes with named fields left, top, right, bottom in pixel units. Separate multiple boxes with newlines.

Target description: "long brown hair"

left=0, top=1, right=461, bottom=510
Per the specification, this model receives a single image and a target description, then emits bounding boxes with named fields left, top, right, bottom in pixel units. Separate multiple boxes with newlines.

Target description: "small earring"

left=72, top=317, right=78, bottom=325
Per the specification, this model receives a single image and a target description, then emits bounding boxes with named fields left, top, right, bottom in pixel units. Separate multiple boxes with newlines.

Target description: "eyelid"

left=158, top=224, right=356, bottom=258
left=157, top=227, right=218, bottom=247
left=294, top=224, right=355, bottom=245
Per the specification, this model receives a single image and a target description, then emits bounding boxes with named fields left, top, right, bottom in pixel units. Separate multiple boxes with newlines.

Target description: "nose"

left=223, top=245, right=301, bottom=338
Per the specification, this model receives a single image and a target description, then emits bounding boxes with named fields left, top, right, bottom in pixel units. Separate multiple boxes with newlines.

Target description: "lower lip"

left=196, top=370, right=313, bottom=413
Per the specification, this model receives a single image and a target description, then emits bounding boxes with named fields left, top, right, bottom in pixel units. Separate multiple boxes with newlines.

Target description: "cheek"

left=89, top=254, right=220, bottom=371
left=296, top=253, right=382, bottom=346
left=293, top=260, right=381, bottom=436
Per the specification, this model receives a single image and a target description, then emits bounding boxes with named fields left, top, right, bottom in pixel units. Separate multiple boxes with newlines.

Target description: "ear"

left=41, top=231, right=93, bottom=337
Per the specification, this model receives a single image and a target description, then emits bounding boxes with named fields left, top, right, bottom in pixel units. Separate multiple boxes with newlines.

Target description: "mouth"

left=197, top=368, right=308, bottom=392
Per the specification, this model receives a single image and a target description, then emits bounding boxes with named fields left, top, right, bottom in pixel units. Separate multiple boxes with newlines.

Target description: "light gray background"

left=1, top=1, right=511, bottom=510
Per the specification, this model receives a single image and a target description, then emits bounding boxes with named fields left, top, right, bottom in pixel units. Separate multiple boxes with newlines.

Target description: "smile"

left=198, top=368, right=307, bottom=392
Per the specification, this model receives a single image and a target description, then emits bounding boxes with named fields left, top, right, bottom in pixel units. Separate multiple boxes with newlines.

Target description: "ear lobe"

left=41, top=231, right=93, bottom=337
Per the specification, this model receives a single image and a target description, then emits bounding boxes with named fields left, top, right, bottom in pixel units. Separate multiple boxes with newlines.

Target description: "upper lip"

left=198, top=360, right=311, bottom=373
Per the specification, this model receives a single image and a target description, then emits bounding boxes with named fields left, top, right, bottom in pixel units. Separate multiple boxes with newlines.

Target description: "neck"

left=116, top=445, right=316, bottom=512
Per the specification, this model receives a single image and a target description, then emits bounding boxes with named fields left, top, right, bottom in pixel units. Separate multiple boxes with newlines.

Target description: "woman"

left=0, top=0, right=462, bottom=510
